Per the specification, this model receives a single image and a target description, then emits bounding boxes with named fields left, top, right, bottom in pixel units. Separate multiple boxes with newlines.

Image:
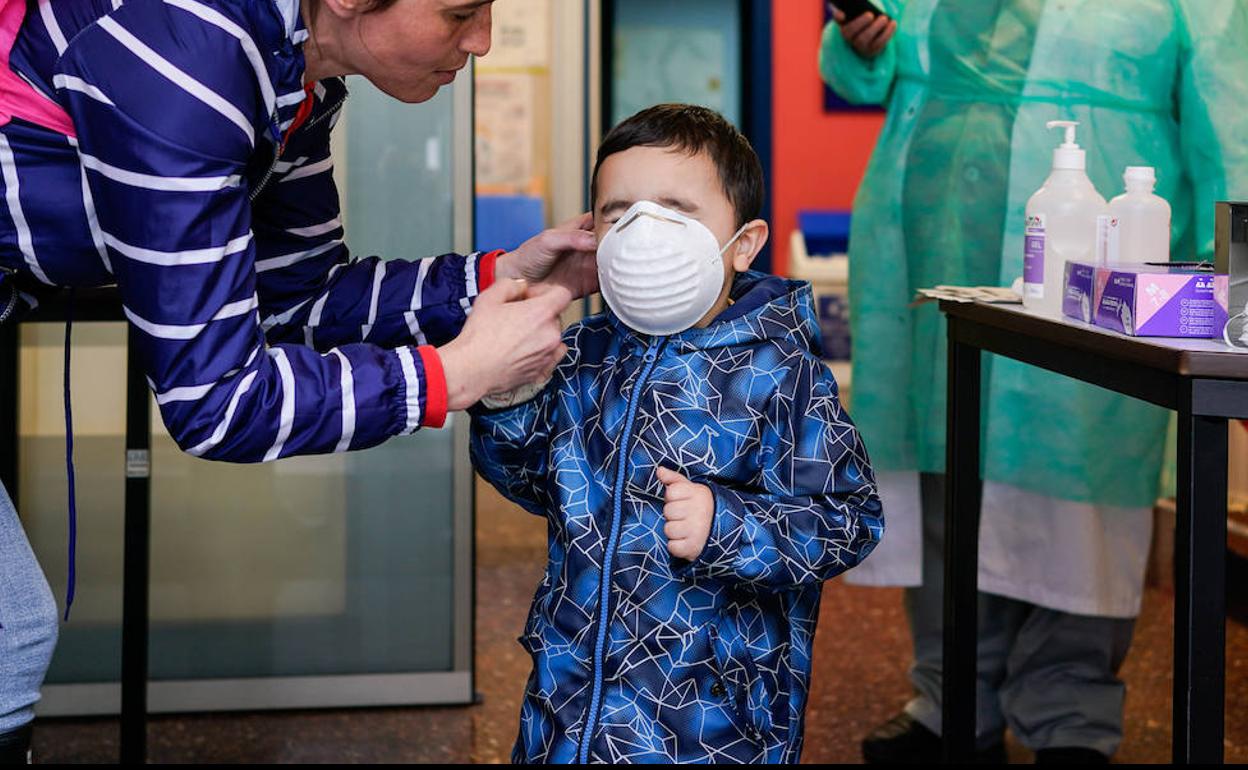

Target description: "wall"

left=770, top=2, right=884, bottom=275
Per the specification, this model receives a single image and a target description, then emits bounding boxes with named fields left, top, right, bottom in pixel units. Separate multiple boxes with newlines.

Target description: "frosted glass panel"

left=611, top=0, right=742, bottom=127
left=25, top=77, right=469, bottom=698
left=343, top=75, right=455, bottom=260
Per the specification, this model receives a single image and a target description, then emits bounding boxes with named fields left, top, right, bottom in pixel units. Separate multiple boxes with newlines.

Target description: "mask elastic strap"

left=718, top=222, right=751, bottom=257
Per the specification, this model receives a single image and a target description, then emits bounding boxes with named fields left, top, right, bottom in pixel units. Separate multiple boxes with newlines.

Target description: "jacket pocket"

left=518, top=570, right=555, bottom=652
left=707, top=617, right=774, bottom=743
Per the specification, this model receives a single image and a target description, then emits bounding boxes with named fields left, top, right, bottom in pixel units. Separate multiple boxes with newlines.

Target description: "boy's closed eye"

left=598, top=197, right=701, bottom=225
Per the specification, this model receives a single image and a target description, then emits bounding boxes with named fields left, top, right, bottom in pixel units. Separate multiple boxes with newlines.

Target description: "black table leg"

left=1173, top=390, right=1227, bottom=764
left=943, top=318, right=982, bottom=763
left=120, top=328, right=151, bottom=764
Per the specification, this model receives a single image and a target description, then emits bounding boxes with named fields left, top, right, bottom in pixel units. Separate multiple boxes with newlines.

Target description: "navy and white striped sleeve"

left=52, top=3, right=453, bottom=462
left=248, top=108, right=502, bottom=353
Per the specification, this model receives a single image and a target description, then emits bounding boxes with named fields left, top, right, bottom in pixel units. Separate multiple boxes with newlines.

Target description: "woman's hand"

left=437, top=278, right=571, bottom=411
left=495, top=213, right=599, bottom=300
left=830, top=5, right=896, bottom=59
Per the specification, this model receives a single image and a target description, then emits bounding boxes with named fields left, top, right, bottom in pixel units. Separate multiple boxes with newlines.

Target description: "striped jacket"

left=0, top=0, right=493, bottom=462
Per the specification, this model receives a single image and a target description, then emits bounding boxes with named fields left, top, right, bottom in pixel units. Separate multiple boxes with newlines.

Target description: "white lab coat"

left=846, top=472, right=1153, bottom=619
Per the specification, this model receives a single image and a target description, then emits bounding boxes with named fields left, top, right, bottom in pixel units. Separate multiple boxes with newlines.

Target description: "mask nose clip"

left=616, top=209, right=687, bottom=232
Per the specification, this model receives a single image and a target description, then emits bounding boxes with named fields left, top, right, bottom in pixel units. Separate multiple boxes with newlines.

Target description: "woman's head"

left=303, top=0, right=494, bottom=103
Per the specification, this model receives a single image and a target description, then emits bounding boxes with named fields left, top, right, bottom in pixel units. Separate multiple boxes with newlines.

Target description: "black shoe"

left=0, top=724, right=32, bottom=765
left=862, top=712, right=1007, bottom=764
left=1035, top=746, right=1110, bottom=764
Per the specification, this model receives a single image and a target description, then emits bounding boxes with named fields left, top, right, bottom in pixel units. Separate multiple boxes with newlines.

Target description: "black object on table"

left=939, top=300, right=1248, bottom=765
left=0, top=287, right=151, bottom=764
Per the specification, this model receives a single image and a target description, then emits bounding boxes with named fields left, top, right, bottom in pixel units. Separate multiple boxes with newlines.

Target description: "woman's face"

left=335, top=0, right=494, bottom=103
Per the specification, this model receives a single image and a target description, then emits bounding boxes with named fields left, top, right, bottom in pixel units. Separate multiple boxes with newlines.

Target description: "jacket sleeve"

left=817, top=0, right=904, bottom=106
left=469, top=382, right=559, bottom=518
left=1174, top=0, right=1248, bottom=262
left=55, top=5, right=450, bottom=462
left=682, top=356, right=884, bottom=591
left=247, top=95, right=501, bottom=351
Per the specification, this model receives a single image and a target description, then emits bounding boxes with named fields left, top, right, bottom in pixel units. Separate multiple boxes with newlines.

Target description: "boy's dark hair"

left=592, top=104, right=764, bottom=227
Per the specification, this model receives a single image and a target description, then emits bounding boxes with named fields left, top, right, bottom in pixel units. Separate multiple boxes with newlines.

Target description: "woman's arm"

left=56, top=4, right=565, bottom=460
left=247, top=84, right=506, bottom=352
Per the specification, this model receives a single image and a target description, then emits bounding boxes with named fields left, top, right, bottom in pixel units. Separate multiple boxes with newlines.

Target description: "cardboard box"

left=1094, top=264, right=1228, bottom=338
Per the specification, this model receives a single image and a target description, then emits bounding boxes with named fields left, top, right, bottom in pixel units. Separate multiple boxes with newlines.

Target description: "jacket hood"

left=607, top=271, right=823, bottom=358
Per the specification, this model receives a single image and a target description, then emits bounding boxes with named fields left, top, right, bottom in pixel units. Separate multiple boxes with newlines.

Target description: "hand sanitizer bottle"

left=1108, top=166, right=1171, bottom=264
left=1023, top=121, right=1108, bottom=316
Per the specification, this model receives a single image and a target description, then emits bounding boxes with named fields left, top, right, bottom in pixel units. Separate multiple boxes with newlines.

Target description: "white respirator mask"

left=596, top=201, right=747, bottom=336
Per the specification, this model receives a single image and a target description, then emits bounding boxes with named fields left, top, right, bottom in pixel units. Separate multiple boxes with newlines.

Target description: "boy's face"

left=594, top=145, right=737, bottom=246
left=594, top=145, right=768, bottom=327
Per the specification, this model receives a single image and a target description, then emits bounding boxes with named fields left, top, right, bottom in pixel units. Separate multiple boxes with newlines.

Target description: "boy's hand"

left=656, top=466, right=714, bottom=562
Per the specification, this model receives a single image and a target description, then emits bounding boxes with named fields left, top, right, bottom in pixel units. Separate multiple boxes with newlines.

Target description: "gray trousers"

left=0, top=479, right=59, bottom=734
left=903, top=474, right=1135, bottom=756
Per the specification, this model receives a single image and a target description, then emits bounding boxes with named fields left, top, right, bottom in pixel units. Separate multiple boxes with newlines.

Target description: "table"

left=939, top=300, right=1248, bottom=764
left=0, top=288, right=151, bottom=763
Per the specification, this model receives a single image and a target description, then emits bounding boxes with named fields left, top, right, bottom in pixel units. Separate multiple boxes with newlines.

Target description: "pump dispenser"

left=1023, top=121, right=1108, bottom=316
left=1049, top=120, right=1085, bottom=170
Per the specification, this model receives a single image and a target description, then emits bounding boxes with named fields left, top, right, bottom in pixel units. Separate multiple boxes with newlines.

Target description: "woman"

left=821, top=0, right=1248, bottom=763
left=0, top=0, right=594, bottom=760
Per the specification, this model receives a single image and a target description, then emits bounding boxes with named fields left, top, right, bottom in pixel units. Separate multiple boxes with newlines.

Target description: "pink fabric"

left=0, top=0, right=75, bottom=137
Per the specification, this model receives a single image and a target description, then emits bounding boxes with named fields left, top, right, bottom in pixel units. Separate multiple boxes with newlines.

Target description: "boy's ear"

left=730, top=219, right=770, bottom=273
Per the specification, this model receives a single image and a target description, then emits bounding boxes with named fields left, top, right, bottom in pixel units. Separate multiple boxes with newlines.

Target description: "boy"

left=471, top=104, right=883, bottom=764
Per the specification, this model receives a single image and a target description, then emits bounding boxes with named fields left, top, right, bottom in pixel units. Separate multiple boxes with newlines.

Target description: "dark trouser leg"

left=904, top=473, right=1021, bottom=749
left=998, top=605, right=1135, bottom=758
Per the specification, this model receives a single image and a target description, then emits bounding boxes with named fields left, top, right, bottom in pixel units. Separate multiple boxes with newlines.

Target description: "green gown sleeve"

left=817, top=1, right=906, bottom=106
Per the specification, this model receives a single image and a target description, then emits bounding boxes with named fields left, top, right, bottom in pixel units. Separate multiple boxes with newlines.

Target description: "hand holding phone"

left=828, top=1, right=897, bottom=59
left=829, top=0, right=886, bottom=21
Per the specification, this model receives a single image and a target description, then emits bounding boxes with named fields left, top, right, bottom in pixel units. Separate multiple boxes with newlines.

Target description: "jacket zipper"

left=0, top=263, right=18, bottom=325
left=577, top=337, right=664, bottom=763
left=249, top=90, right=348, bottom=203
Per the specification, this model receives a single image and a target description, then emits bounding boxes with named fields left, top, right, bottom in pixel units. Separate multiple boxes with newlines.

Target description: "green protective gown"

left=820, top=0, right=1248, bottom=509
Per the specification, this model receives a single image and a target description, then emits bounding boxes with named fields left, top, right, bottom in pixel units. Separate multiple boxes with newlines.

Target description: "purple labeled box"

left=1062, top=261, right=1098, bottom=324
left=1093, top=264, right=1229, bottom=338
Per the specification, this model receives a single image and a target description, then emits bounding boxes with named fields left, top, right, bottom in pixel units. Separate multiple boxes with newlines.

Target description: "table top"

left=940, top=300, right=1248, bottom=380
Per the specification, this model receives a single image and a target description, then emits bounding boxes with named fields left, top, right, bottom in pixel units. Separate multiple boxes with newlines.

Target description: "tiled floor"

left=31, top=481, right=1248, bottom=763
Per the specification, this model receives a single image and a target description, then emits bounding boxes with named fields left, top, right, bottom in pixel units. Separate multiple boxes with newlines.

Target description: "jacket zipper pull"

left=643, top=341, right=660, bottom=363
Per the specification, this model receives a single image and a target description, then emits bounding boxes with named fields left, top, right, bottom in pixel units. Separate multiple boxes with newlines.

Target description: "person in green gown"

left=821, top=0, right=1248, bottom=762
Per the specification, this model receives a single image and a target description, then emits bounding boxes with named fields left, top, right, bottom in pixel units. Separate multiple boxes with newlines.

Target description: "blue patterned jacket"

left=471, top=272, right=884, bottom=764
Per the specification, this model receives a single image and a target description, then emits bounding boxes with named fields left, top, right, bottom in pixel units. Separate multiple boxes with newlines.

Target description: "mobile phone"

left=829, top=0, right=887, bottom=21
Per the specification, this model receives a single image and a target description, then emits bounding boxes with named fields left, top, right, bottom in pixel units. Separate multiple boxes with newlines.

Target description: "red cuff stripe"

left=416, top=345, right=448, bottom=428
left=282, top=83, right=318, bottom=147
left=478, top=250, right=505, bottom=292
